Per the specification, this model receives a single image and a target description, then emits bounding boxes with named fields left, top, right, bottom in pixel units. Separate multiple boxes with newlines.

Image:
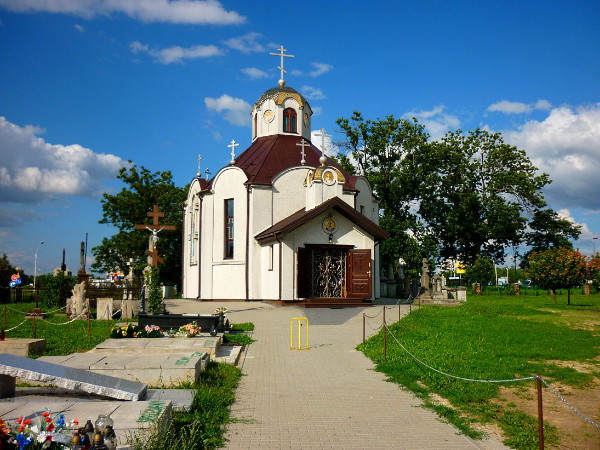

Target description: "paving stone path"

left=166, top=300, right=508, bottom=450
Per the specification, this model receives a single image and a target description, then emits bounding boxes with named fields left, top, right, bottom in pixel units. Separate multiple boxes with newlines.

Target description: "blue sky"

left=1, top=0, right=599, bottom=276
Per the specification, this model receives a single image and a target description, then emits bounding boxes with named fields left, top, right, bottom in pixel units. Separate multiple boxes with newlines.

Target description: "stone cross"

left=296, top=138, right=309, bottom=165
left=196, top=154, right=202, bottom=177
left=270, top=45, right=294, bottom=86
left=228, top=139, right=239, bottom=164
left=314, top=128, right=331, bottom=164
left=134, top=205, right=177, bottom=267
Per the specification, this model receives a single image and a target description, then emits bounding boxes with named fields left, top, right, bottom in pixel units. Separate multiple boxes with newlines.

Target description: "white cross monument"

left=314, top=128, right=331, bottom=165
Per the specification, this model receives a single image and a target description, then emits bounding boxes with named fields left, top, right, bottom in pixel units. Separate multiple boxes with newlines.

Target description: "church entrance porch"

left=297, top=245, right=372, bottom=303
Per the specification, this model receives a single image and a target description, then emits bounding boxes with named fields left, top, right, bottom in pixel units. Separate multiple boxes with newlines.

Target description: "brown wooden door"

left=347, top=249, right=371, bottom=298
left=296, top=247, right=310, bottom=298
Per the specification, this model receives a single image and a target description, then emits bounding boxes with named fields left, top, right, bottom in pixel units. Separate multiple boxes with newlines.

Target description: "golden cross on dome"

left=270, top=45, right=294, bottom=86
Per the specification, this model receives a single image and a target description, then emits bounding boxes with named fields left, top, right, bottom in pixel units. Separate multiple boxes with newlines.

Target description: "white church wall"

left=272, top=168, right=311, bottom=222
left=353, top=177, right=379, bottom=223
left=209, top=167, right=248, bottom=299
left=183, top=181, right=202, bottom=298
left=199, top=193, right=214, bottom=299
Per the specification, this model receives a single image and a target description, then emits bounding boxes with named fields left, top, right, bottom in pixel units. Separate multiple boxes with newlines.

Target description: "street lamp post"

left=33, top=241, right=44, bottom=293
left=594, top=237, right=598, bottom=256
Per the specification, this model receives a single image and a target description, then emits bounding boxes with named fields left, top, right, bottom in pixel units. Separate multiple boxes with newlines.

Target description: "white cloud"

left=223, top=32, right=264, bottom=53
left=241, top=67, right=269, bottom=79
left=74, top=24, right=84, bottom=32
left=0, top=0, right=245, bottom=25
left=503, top=104, right=600, bottom=210
left=129, top=41, right=221, bottom=64
left=311, top=106, right=323, bottom=117
left=204, top=94, right=251, bottom=126
left=308, top=62, right=332, bottom=77
left=290, top=62, right=333, bottom=78
left=404, top=105, right=460, bottom=141
left=301, top=85, right=326, bottom=100
left=0, top=116, right=125, bottom=203
left=487, top=99, right=553, bottom=114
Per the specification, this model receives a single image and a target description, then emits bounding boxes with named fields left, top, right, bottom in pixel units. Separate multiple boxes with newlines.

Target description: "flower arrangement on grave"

left=178, top=321, right=201, bottom=337
left=215, top=307, right=228, bottom=315
left=110, top=323, right=138, bottom=338
left=136, top=324, right=163, bottom=338
left=1, top=410, right=75, bottom=449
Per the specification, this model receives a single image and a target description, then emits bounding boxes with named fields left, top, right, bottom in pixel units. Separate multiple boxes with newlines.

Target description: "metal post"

left=87, top=307, right=91, bottom=343
left=33, top=312, right=37, bottom=339
left=537, top=376, right=544, bottom=450
left=398, top=303, right=401, bottom=321
left=362, top=313, right=365, bottom=344
left=383, top=306, right=386, bottom=324
left=106, top=304, right=111, bottom=334
left=383, top=319, right=387, bottom=362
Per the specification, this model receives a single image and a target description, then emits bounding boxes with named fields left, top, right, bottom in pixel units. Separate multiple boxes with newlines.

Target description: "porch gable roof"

left=254, top=197, right=390, bottom=243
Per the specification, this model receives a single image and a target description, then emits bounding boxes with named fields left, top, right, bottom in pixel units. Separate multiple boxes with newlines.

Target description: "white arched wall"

left=182, top=179, right=202, bottom=298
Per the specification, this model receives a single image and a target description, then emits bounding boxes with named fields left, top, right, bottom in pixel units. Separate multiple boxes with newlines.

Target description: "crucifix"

left=314, top=128, right=331, bottom=164
left=134, top=204, right=177, bottom=267
left=228, top=139, right=239, bottom=164
left=270, top=45, right=294, bottom=86
left=296, top=138, right=309, bottom=165
left=196, top=154, right=202, bottom=177
left=204, top=168, right=211, bottom=180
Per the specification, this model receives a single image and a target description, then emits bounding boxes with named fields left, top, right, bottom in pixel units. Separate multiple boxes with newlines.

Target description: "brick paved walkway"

left=166, top=300, right=508, bottom=450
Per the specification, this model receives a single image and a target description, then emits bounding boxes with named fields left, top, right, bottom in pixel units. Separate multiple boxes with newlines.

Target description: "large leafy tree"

left=527, top=247, right=589, bottom=304
left=92, top=163, right=186, bottom=287
left=337, top=113, right=552, bottom=272
left=336, top=112, right=433, bottom=276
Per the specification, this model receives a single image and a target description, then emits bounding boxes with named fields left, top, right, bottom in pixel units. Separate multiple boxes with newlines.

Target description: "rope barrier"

left=379, top=322, right=599, bottom=430
left=364, top=307, right=383, bottom=319
left=3, top=318, right=29, bottom=332
left=43, top=310, right=87, bottom=326
left=384, top=322, right=537, bottom=383
left=111, top=308, right=122, bottom=318
left=540, top=377, right=600, bottom=429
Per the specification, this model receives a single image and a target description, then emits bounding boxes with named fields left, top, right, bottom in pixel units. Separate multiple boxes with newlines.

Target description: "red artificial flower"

left=45, top=417, right=52, bottom=423
left=17, top=416, right=23, bottom=424
left=19, top=425, right=25, bottom=432
left=23, top=419, right=31, bottom=425
left=41, top=412, right=50, bottom=417
left=73, top=419, right=79, bottom=425
left=46, top=423, right=55, bottom=432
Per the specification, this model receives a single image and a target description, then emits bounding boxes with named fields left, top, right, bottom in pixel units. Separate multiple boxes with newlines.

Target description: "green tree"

left=465, top=256, right=495, bottom=286
left=526, top=247, right=589, bottom=304
left=38, top=272, right=78, bottom=308
left=336, top=112, right=432, bottom=273
left=589, top=253, right=600, bottom=291
left=92, top=163, right=186, bottom=287
left=418, top=129, right=548, bottom=264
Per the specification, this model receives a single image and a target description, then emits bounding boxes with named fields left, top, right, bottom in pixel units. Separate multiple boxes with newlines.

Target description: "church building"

left=182, top=50, right=388, bottom=302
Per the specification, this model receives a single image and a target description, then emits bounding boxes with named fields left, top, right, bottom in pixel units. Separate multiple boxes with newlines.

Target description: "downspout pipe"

left=245, top=185, right=250, bottom=301
left=276, top=233, right=283, bottom=301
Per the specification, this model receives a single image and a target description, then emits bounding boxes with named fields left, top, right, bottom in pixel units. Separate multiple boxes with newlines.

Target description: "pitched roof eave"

left=255, top=197, right=390, bottom=244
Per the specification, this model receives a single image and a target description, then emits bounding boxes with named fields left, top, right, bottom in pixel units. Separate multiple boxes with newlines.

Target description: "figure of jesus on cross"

left=134, top=204, right=177, bottom=267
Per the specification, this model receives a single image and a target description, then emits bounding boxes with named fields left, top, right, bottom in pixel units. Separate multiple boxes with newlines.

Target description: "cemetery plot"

left=90, top=336, right=221, bottom=356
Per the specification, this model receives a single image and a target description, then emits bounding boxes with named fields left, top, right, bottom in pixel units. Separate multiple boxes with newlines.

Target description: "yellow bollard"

left=290, top=317, right=309, bottom=350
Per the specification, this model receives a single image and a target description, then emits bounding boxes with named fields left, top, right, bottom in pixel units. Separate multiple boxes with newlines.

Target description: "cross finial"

left=228, top=139, right=239, bottom=164
left=296, top=138, right=309, bottom=165
left=314, top=128, right=331, bottom=166
left=197, top=154, right=202, bottom=177
left=270, top=45, right=294, bottom=87
left=204, top=168, right=211, bottom=180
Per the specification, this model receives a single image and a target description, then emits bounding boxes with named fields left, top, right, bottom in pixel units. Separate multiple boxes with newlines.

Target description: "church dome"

left=254, top=85, right=308, bottom=109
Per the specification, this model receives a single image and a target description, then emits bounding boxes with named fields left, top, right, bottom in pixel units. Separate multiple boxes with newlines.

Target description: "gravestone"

left=97, top=298, right=113, bottom=320
left=584, top=283, right=590, bottom=296
left=472, top=282, right=482, bottom=295
left=419, top=258, right=432, bottom=300
left=0, top=339, right=46, bottom=357
left=67, top=281, right=88, bottom=319
left=0, top=353, right=146, bottom=400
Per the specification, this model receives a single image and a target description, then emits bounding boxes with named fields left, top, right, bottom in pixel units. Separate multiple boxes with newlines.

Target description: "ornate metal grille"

left=309, top=249, right=346, bottom=297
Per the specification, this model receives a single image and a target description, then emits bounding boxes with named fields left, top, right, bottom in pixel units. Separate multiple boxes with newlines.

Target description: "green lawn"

left=2, top=302, right=115, bottom=355
left=359, top=293, right=600, bottom=449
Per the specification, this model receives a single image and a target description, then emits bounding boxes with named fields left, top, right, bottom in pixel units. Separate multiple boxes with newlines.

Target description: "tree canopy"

left=91, top=163, right=186, bottom=286
left=336, top=111, right=570, bottom=274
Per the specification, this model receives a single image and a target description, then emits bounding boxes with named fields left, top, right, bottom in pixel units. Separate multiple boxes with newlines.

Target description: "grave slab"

left=0, top=338, right=46, bottom=357
left=40, top=352, right=209, bottom=386
left=91, top=337, right=221, bottom=356
left=0, top=400, right=171, bottom=450
left=0, top=354, right=146, bottom=401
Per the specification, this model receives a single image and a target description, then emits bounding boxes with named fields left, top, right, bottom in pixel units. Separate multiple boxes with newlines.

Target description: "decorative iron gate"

left=309, top=248, right=347, bottom=297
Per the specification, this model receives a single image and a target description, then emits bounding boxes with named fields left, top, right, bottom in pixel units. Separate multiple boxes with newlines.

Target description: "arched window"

left=283, top=108, right=297, bottom=133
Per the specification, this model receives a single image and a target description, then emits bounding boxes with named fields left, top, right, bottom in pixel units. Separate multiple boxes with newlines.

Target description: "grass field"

left=359, top=293, right=600, bottom=449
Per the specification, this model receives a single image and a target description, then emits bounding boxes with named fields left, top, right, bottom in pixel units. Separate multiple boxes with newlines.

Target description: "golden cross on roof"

left=270, top=45, right=294, bottom=86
